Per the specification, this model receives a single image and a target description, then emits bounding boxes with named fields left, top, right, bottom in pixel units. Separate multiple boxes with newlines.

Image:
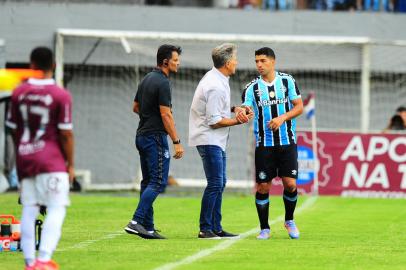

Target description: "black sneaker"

left=214, top=230, right=240, bottom=239
left=149, top=230, right=166, bottom=239
left=198, top=231, right=221, bottom=239
left=124, top=222, right=152, bottom=239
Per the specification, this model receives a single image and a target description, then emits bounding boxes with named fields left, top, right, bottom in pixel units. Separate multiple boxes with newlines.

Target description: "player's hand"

left=173, top=143, right=184, bottom=159
left=245, top=107, right=254, bottom=120
left=268, top=114, right=287, bottom=131
left=67, top=165, right=75, bottom=183
left=235, top=107, right=249, bottom=124
left=241, top=106, right=254, bottom=121
left=236, top=112, right=249, bottom=124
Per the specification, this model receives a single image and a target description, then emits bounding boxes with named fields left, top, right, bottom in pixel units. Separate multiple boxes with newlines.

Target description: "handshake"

left=234, top=106, right=254, bottom=124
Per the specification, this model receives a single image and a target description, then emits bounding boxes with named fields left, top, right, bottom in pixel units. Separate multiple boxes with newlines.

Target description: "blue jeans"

left=197, top=145, right=227, bottom=232
left=132, top=133, right=170, bottom=231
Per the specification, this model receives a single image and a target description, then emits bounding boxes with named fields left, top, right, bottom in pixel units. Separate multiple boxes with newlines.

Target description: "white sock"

left=21, top=205, right=40, bottom=265
left=130, top=220, right=137, bottom=225
left=37, top=206, right=66, bottom=262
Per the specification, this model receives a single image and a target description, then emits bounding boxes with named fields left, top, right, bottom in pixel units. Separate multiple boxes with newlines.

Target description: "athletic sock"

left=38, top=206, right=66, bottom=262
left=21, top=205, right=40, bottom=266
left=255, top=192, right=270, bottom=230
left=283, top=189, right=298, bottom=221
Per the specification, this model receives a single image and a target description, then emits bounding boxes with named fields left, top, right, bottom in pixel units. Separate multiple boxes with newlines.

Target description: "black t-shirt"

left=134, top=68, right=172, bottom=135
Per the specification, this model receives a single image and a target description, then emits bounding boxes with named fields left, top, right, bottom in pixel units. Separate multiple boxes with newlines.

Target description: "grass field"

left=1, top=192, right=405, bottom=270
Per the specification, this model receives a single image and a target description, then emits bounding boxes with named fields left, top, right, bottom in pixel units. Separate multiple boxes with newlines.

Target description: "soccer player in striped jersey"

left=241, top=47, right=303, bottom=240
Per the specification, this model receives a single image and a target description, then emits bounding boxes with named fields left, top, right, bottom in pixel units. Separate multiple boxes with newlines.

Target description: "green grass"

left=1, top=193, right=405, bottom=270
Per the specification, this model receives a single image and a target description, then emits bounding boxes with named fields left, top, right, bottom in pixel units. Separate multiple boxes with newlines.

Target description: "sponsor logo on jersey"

left=257, top=97, right=288, bottom=107
left=18, top=140, right=46, bottom=155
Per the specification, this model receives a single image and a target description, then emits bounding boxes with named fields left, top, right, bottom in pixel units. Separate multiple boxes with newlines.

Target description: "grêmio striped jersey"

left=242, top=71, right=301, bottom=147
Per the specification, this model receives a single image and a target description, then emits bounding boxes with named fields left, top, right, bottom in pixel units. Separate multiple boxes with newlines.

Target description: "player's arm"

left=269, top=98, right=303, bottom=131
left=160, top=105, right=184, bottom=159
left=236, top=86, right=255, bottom=123
left=133, top=101, right=139, bottom=114
left=210, top=118, right=242, bottom=129
left=207, top=88, right=248, bottom=129
left=285, top=98, right=304, bottom=120
left=133, top=85, right=140, bottom=114
left=158, top=81, right=184, bottom=159
left=58, top=92, right=75, bottom=182
left=59, top=129, right=75, bottom=183
left=269, top=78, right=303, bottom=131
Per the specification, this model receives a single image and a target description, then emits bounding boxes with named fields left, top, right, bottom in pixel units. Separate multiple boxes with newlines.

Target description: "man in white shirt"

left=189, top=43, right=253, bottom=239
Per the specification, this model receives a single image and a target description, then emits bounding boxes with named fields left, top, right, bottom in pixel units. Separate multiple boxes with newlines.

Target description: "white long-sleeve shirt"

left=188, top=67, right=231, bottom=151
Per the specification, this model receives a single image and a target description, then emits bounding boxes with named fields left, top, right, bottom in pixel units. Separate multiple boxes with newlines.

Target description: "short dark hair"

left=156, top=44, right=182, bottom=66
left=30, top=47, right=54, bottom=71
left=255, top=47, right=276, bottom=59
left=389, top=114, right=405, bottom=130
left=396, top=106, right=406, bottom=113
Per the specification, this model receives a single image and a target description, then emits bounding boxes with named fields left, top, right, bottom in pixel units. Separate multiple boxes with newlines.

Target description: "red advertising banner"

left=270, top=131, right=406, bottom=198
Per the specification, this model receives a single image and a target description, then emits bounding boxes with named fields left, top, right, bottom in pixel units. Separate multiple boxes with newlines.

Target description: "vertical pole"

left=361, top=43, right=371, bottom=133
left=247, top=124, right=255, bottom=194
left=55, top=33, right=64, bottom=87
left=311, top=100, right=319, bottom=196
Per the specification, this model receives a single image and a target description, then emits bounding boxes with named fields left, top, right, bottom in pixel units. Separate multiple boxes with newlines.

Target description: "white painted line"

left=57, top=230, right=124, bottom=252
left=154, top=196, right=318, bottom=270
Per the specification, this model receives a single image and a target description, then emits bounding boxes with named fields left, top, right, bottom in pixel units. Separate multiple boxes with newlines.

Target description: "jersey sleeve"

left=5, top=93, right=18, bottom=130
left=57, top=91, right=73, bottom=130
left=134, top=83, right=141, bottom=102
left=242, top=85, right=255, bottom=107
left=288, top=77, right=301, bottom=101
left=205, top=87, right=225, bottom=125
left=158, top=80, right=172, bottom=107
left=134, top=88, right=139, bottom=102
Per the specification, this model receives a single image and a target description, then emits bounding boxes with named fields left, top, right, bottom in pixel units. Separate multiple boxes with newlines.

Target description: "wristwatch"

left=173, top=139, right=181, bottom=144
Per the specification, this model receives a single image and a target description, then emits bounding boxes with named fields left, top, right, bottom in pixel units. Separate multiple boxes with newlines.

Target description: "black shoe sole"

left=125, top=226, right=164, bottom=239
left=198, top=236, right=222, bottom=240
left=125, top=226, right=150, bottom=239
left=124, top=226, right=139, bottom=235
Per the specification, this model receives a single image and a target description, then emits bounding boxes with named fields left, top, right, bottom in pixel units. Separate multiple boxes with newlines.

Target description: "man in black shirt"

left=125, top=44, right=184, bottom=239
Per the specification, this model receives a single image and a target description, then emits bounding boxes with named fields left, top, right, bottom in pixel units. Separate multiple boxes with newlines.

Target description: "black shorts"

left=255, top=144, right=298, bottom=183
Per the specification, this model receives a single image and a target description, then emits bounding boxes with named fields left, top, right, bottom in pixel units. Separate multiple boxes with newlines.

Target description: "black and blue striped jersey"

left=242, top=71, right=301, bottom=147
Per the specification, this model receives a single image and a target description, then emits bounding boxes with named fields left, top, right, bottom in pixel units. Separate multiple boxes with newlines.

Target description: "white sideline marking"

left=57, top=231, right=124, bottom=251
left=154, top=196, right=318, bottom=270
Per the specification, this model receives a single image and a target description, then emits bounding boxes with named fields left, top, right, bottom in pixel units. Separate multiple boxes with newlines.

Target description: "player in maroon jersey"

left=6, top=47, right=74, bottom=270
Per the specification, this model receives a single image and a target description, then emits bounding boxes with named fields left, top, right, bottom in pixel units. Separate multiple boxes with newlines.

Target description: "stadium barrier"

left=269, top=131, right=406, bottom=198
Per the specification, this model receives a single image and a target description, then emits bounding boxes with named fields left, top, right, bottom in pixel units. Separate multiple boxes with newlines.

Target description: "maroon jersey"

left=6, top=78, right=73, bottom=179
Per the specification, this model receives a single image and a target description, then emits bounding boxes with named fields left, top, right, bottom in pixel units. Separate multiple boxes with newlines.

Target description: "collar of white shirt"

left=212, top=67, right=229, bottom=83
left=28, top=78, right=56, bottom=86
